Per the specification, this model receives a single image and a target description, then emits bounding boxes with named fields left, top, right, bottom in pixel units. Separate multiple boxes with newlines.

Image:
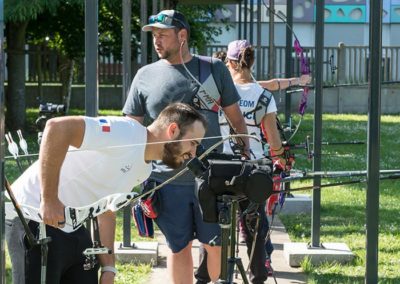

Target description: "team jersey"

left=219, top=82, right=277, bottom=159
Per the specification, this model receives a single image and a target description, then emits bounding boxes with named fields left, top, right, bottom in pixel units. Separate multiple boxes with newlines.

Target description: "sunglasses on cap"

left=148, top=13, right=187, bottom=29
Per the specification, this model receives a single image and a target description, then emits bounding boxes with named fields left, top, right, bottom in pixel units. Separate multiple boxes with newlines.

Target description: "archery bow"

left=285, top=135, right=365, bottom=160
left=262, top=0, right=311, bottom=142
left=6, top=134, right=260, bottom=233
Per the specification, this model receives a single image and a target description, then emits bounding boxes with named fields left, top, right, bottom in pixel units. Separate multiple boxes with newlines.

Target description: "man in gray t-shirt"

left=123, top=10, right=249, bottom=283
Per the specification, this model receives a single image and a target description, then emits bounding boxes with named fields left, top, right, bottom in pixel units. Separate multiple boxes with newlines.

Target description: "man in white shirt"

left=6, top=103, right=207, bottom=284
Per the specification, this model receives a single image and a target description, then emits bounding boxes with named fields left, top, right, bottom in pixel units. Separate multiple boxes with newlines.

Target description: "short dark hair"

left=155, top=103, right=207, bottom=135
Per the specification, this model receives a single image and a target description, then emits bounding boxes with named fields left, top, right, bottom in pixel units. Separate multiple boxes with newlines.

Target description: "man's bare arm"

left=39, top=116, right=85, bottom=228
left=262, top=113, right=283, bottom=151
left=259, top=74, right=311, bottom=91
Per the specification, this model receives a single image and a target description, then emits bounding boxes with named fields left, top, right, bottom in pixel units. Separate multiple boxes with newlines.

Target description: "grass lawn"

left=280, top=114, right=400, bottom=283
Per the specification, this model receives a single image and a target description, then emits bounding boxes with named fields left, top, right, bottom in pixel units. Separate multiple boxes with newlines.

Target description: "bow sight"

left=36, top=102, right=66, bottom=145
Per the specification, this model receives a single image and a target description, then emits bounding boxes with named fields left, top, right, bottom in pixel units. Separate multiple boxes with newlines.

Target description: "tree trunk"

left=60, top=57, right=75, bottom=114
left=6, top=21, right=28, bottom=131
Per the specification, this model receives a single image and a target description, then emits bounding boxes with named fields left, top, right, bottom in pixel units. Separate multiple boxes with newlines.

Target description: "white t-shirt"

left=219, top=82, right=277, bottom=159
left=12, top=116, right=152, bottom=211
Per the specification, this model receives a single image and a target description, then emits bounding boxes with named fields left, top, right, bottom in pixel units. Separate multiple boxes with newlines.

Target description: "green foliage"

left=25, top=0, right=142, bottom=60
left=8, top=1, right=232, bottom=65
left=4, top=0, right=62, bottom=22
left=26, top=1, right=85, bottom=59
left=97, top=0, right=141, bottom=61
left=114, top=262, right=152, bottom=284
left=177, top=4, right=233, bottom=51
left=300, top=256, right=314, bottom=274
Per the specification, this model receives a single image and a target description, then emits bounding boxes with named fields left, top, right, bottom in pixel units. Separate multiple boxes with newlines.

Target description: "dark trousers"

left=195, top=201, right=273, bottom=284
left=7, top=218, right=99, bottom=284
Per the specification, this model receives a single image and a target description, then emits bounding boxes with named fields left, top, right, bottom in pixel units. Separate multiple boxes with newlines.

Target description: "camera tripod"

left=215, top=195, right=250, bottom=284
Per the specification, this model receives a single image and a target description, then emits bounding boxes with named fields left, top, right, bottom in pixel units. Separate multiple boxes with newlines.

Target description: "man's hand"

left=266, top=194, right=278, bottom=216
left=241, top=148, right=252, bottom=160
left=100, top=271, right=115, bottom=284
left=266, top=175, right=281, bottom=215
left=272, top=155, right=286, bottom=172
left=271, top=145, right=295, bottom=172
left=283, top=145, right=295, bottom=171
left=39, top=197, right=66, bottom=228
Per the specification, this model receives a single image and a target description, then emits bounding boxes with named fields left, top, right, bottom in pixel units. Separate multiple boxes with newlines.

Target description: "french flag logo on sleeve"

left=99, top=118, right=111, bottom=132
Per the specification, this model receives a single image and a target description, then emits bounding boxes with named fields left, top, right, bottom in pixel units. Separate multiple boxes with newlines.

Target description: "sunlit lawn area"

left=280, top=114, right=400, bottom=283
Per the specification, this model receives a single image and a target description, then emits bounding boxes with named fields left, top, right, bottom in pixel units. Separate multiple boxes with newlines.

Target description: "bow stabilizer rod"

left=279, top=169, right=400, bottom=183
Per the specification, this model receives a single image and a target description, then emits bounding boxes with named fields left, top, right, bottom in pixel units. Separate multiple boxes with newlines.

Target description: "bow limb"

left=286, top=116, right=303, bottom=143
left=262, top=0, right=311, bottom=142
left=11, top=134, right=260, bottom=232
left=287, top=39, right=311, bottom=142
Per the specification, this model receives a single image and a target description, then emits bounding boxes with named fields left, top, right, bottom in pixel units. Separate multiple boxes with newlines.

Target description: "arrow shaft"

left=289, top=141, right=364, bottom=149
left=318, top=141, right=364, bottom=146
left=306, top=169, right=400, bottom=177
left=283, top=174, right=400, bottom=192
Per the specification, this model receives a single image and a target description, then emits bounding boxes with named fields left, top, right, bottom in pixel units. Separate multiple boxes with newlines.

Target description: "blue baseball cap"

left=142, top=10, right=189, bottom=32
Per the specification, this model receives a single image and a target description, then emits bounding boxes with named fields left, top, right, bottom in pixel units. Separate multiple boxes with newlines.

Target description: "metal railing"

left=198, top=44, right=400, bottom=85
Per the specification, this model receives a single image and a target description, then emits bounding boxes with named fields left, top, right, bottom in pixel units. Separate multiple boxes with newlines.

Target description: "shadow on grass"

left=308, top=273, right=364, bottom=284
left=309, top=273, right=400, bottom=284
left=280, top=202, right=400, bottom=240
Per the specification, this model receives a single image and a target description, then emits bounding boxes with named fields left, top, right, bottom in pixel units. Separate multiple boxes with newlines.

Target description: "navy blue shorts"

left=155, top=183, right=221, bottom=253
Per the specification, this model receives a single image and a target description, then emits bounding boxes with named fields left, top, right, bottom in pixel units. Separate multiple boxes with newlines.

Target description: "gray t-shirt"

left=123, top=55, right=240, bottom=185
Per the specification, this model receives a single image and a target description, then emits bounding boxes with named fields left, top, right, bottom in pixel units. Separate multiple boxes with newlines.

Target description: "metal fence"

left=5, top=44, right=400, bottom=85
left=199, top=44, right=400, bottom=85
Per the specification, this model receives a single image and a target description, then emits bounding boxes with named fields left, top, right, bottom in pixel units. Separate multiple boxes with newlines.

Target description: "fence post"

left=337, top=42, right=346, bottom=84
left=0, top=0, right=5, bottom=282
left=36, top=45, right=43, bottom=101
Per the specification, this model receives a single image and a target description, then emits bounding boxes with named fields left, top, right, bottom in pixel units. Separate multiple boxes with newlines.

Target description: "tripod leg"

left=226, top=258, right=236, bottom=283
left=219, top=224, right=230, bottom=281
left=39, top=223, right=48, bottom=284
left=235, top=258, right=250, bottom=284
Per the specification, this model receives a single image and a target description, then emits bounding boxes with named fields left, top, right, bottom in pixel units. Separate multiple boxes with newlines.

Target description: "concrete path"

left=148, top=216, right=307, bottom=284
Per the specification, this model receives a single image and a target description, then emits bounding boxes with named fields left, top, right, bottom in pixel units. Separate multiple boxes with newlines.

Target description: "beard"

left=162, top=141, right=184, bottom=169
left=158, top=49, right=171, bottom=59
left=157, top=45, right=180, bottom=61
